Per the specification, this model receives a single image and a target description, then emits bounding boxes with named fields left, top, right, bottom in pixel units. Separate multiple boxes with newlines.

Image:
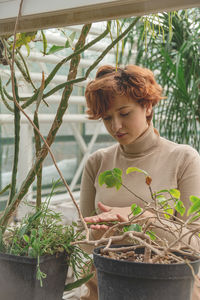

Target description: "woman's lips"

left=116, top=133, right=127, bottom=138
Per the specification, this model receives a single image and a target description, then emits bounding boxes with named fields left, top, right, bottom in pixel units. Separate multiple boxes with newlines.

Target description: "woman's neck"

left=120, top=123, right=160, bottom=157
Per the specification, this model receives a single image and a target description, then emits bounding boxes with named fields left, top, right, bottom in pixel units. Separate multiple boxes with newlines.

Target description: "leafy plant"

left=79, top=166, right=200, bottom=266
left=1, top=182, right=92, bottom=287
left=44, top=31, right=76, bottom=55
left=120, top=9, right=200, bottom=150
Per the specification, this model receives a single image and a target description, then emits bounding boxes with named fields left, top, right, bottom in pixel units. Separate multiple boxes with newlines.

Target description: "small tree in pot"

left=77, top=167, right=200, bottom=300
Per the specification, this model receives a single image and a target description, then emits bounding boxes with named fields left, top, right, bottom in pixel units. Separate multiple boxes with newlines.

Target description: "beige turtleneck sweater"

left=80, top=124, right=200, bottom=300
left=80, top=123, right=200, bottom=219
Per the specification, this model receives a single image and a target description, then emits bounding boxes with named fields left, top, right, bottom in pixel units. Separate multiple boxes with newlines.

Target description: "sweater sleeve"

left=80, top=153, right=98, bottom=218
left=153, top=147, right=200, bottom=252
left=177, top=147, right=200, bottom=216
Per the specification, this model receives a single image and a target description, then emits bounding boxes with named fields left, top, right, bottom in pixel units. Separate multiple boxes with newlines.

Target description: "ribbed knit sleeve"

left=80, top=150, right=103, bottom=217
left=177, top=146, right=200, bottom=215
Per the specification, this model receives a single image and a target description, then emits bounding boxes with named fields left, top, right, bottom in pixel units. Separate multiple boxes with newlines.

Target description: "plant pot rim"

left=0, top=251, right=68, bottom=264
left=93, top=244, right=200, bottom=280
left=93, top=244, right=200, bottom=266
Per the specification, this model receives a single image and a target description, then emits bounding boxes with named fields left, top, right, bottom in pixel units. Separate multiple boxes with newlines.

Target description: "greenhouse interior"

left=0, top=1, right=200, bottom=300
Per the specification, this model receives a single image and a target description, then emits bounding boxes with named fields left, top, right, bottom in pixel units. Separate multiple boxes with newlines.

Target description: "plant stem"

left=34, top=111, right=42, bottom=209
left=33, top=72, right=45, bottom=209
left=43, top=17, right=140, bottom=99
left=0, top=78, right=14, bottom=112
left=21, top=22, right=111, bottom=109
left=8, top=76, right=20, bottom=205
left=16, top=48, right=37, bottom=90
left=0, top=21, right=92, bottom=235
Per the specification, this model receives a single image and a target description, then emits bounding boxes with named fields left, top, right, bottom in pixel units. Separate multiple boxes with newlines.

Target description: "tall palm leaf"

left=121, top=10, right=200, bottom=150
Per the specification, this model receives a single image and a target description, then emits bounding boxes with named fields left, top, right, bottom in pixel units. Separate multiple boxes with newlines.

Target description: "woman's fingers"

left=84, top=215, right=100, bottom=223
left=84, top=203, right=129, bottom=229
left=116, top=213, right=127, bottom=222
left=98, top=213, right=119, bottom=222
left=85, top=212, right=118, bottom=223
left=98, top=202, right=111, bottom=212
left=90, top=224, right=109, bottom=230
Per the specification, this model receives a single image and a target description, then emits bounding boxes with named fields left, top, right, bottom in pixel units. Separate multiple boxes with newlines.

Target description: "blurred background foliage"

left=119, top=9, right=200, bottom=151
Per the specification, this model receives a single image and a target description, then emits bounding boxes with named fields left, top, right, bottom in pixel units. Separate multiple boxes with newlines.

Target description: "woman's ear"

left=145, top=103, right=152, bottom=117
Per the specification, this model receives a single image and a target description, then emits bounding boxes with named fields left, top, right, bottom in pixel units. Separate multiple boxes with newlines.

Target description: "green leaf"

left=25, top=43, right=30, bottom=57
left=188, top=212, right=200, bottom=223
left=107, top=21, right=114, bottom=42
left=41, top=30, right=47, bottom=55
left=156, top=189, right=170, bottom=194
left=146, top=230, right=156, bottom=241
left=104, top=175, right=117, bottom=187
left=0, top=228, right=3, bottom=251
left=131, top=203, right=137, bottom=211
left=169, top=189, right=180, bottom=199
left=98, top=172, right=106, bottom=186
left=0, top=184, right=11, bottom=195
left=123, top=223, right=142, bottom=232
left=187, top=196, right=200, bottom=216
left=189, top=195, right=200, bottom=204
left=64, top=273, right=94, bottom=291
left=15, top=32, right=37, bottom=50
left=31, top=229, right=37, bottom=238
left=113, top=168, right=122, bottom=176
left=175, top=200, right=185, bottom=216
left=156, top=194, right=167, bottom=205
left=28, top=210, right=42, bottom=224
left=131, top=203, right=142, bottom=216
left=164, top=205, right=174, bottom=219
left=126, top=167, right=148, bottom=176
left=65, top=32, right=76, bottom=50
left=65, top=41, right=70, bottom=48
left=23, top=234, right=30, bottom=243
left=115, top=181, right=122, bottom=190
left=98, top=170, right=112, bottom=186
left=98, top=169, right=122, bottom=190
left=46, top=45, right=65, bottom=55
left=19, top=224, right=29, bottom=238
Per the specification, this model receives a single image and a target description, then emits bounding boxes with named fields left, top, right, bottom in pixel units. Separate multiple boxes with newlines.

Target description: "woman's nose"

left=111, top=118, right=122, bottom=132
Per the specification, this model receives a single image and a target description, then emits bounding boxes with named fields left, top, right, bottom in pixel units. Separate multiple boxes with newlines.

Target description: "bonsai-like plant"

left=87, top=167, right=200, bottom=300
left=77, top=166, right=200, bottom=268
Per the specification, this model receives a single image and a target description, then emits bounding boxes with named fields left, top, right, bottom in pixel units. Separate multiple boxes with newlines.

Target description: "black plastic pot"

left=93, top=245, right=200, bottom=300
left=0, top=252, right=69, bottom=300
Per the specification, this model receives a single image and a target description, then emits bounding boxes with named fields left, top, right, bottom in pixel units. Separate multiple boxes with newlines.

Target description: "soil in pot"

left=93, top=245, right=200, bottom=300
left=0, top=252, right=68, bottom=300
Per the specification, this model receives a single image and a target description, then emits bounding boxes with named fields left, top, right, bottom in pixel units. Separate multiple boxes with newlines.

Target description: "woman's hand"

left=84, top=202, right=131, bottom=230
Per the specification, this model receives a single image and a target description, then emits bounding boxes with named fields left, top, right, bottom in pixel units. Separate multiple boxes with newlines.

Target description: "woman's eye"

left=120, top=112, right=129, bottom=117
left=103, top=116, right=111, bottom=121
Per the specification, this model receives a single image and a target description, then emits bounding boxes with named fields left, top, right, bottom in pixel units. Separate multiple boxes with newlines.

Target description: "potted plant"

left=78, top=167, right=200, bottom=300
left=0, top=21, right=95, bottom=300
left=0, top=1, right=141, bottom=298
left=0, top=182, right=93, bottom=300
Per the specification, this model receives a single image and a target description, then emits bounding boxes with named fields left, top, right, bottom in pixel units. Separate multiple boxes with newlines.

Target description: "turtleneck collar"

left=119, top=123, right=160, bottom=157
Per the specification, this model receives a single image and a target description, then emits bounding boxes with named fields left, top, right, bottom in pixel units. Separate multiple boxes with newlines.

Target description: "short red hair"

left=85, top=65, right=164, bottom=123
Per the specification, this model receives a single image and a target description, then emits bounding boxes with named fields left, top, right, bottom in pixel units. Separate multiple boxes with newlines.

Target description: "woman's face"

left=102, top=95, right=152, bottom=145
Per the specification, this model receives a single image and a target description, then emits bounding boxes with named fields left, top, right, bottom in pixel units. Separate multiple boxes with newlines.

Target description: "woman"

left=80, top=65, right=200, bottom=300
